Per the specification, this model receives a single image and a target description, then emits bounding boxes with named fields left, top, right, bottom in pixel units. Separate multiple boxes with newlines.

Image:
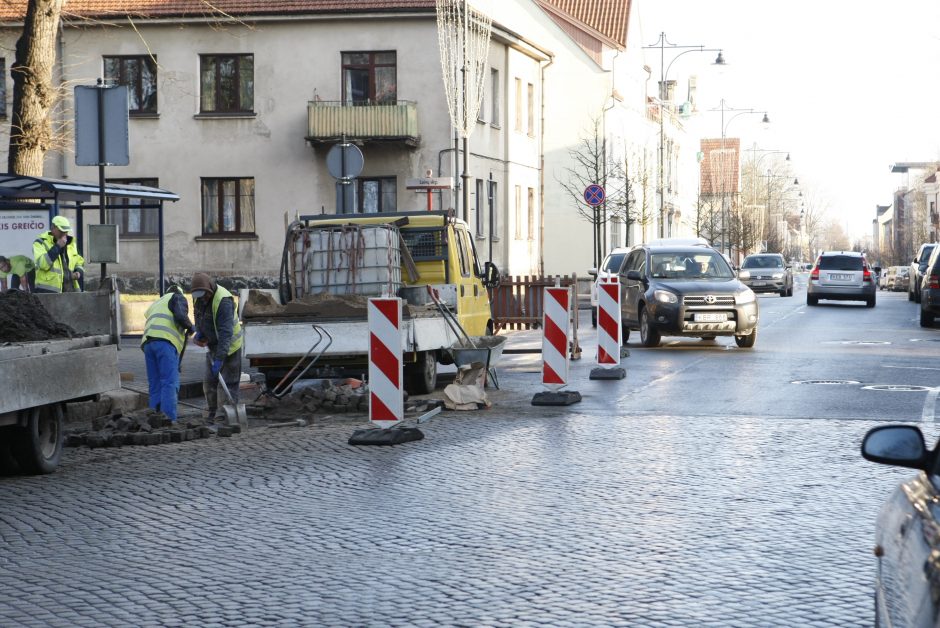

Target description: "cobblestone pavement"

left=2, top=297, right=924, bottom=627
left=0, top=408, right=903, bottom=627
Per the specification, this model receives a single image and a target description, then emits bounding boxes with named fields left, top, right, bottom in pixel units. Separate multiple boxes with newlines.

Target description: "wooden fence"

left=488, top=273, right=581, bottom=359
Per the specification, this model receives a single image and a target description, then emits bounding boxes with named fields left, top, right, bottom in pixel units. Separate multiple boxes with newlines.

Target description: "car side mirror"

left=862, top=425, right=928, bottom=469
left=626, top=270, right=643, bottom=281
left=588, top=268, right=598, bottom=278
left=482, top=261, right=501, bottom=289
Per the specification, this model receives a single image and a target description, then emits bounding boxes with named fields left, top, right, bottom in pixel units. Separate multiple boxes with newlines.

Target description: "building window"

left=490, top=68, right=499, bottom=127
left=514, top=185, right=522, bottom=239
left=200, top=54, right=254, bottom=113
left=104, top=55, right=157, bottom=114
left=475, top=179, right=484, bottom=237
left=527, top=187, right=535, bottom=240
left=342, top=51, right=396, bottom=105
left=358, top=177, right=397, bottom=213
left=514, top=78, right=522, bottom=132
left=527, top=83, right=534, bottom=136
left=106, top=178, right=159, bottom=237
left=201, top=177, right=255, bottom=235
left=489, top=180, right=498, bottom=240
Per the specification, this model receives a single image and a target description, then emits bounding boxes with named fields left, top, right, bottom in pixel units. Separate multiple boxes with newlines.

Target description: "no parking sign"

left=583, top=184, right=605, bottom=207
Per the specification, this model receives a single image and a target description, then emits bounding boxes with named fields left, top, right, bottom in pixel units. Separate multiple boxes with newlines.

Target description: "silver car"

left=739, top=253, right=793, bottom=297
left=807, top=251, right=876, bottom=307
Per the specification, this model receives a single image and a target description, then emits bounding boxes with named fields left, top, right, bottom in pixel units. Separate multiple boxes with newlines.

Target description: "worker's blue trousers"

left=143, top=339, right=180, bottom=422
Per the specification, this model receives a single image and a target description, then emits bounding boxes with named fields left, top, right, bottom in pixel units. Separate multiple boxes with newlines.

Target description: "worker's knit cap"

left=190, top=272, right=215, bottom=294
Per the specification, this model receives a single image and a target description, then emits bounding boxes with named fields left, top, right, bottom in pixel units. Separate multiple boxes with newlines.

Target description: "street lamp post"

left=762, top=172, right=799, bottom=254
left=713, top=99, right=769, bottom=257
left=644, top=32, right=724, bottom=240
left=746, top=147, right=789, bottom=249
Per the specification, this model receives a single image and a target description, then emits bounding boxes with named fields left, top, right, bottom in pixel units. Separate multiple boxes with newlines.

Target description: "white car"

left=589, top=247, right=630, bottom=327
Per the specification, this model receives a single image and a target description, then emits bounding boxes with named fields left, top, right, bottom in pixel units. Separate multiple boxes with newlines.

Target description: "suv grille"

left=683, top=295, right=735, bottom=306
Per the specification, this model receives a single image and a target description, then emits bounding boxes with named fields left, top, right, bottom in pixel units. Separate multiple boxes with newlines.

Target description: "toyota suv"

left=614, top=243, right=758, bottom=348
left=909, top=242, right=937, bottom=303
left=806, top=251, right=876, bottom=307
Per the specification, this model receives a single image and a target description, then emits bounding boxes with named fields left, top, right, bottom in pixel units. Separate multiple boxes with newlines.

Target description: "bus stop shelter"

left=0, top=173, right=179, bottom=291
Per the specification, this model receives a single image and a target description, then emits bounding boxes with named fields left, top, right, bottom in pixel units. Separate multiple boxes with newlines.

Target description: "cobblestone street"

left=0, top=407, right=901, bottom=627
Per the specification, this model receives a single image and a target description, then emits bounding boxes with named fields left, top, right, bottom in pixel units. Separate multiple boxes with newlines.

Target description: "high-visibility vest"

left=211, top=285, right=243, bottom=356
left=33, top=232, right=84, bottom=293
left=3, top=255, right=34, bottom=278
left=141, top=288, right=186, bottom=353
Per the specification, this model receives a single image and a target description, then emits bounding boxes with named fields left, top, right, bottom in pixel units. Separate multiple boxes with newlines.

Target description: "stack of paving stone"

left=259, top=380, right=371, bottom=416
left=64, top=408, right=241, bottom=448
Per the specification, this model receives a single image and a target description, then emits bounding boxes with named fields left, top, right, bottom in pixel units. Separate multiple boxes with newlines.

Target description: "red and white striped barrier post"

left=367, top=297, right=404, bottom=428
left=348, top=296, right=426, bottom=446
left=532, top=284, right=582, bottom=406
left=590, top=275, right=626, bottom=380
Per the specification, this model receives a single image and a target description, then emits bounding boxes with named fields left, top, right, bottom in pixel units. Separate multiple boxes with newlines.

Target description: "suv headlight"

left=772, top=272, right=784, bottom=279
left=735, top=289, right=756, bottom=304
left=654, top=289, right=678, bottom=304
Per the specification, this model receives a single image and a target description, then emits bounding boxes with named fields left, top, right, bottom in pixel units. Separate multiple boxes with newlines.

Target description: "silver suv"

left=807, top=251, right=876, bottom=307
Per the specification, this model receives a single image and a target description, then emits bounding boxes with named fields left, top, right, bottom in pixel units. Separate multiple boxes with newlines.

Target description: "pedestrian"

left=190, top=272, right=243, bottom=423
left=0, top=254, right=36, bottom=292
left=141, top=284, right=194, bottom=423
left=33, top=215, right=85, bottom=293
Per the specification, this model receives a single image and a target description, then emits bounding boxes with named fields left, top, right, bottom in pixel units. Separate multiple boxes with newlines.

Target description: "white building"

left=0, top=0, right=625, bottom=289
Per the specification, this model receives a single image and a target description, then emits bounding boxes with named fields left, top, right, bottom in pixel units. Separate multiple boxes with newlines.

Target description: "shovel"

left=217, top=372, right=248, bottom=430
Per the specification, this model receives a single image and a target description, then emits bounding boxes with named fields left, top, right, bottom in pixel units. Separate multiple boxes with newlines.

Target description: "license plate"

left=752, top=281, right=766, bottom=286
left=830, top=273, right=851, bottom=281
left=694, top=313, right=728, bottom=323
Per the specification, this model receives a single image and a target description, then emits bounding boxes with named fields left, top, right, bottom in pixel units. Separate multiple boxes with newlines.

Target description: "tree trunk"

left=9, top=0, right=64, bottom=176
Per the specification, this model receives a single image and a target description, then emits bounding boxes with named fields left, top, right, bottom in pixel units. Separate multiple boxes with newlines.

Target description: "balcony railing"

left=306, top=100, right=419, bottom=146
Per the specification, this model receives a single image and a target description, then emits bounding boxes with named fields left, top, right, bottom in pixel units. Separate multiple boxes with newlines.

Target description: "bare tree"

left=8, top=0, right=65, bottom=175
left=556, top=117, right=639, bottom=267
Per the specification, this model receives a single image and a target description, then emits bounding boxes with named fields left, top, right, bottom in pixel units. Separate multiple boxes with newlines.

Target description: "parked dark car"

left=613, top=243, right=759, bottom=348
left=909, top=242, right=937, bottom=303
left=739, top=253, right=793, bottom=296
left=919, top=244, right=940, bottom=327
left=861, top=424, right=940, bottom=628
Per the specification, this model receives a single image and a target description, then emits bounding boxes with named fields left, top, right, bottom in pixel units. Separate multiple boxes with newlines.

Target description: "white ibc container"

left=304, top=224, right=402, bottom=296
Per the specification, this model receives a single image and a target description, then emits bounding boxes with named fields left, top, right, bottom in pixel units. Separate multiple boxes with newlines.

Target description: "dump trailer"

left=242, top=210, right=500, bottom=394
left=0, top=282, right=121, bottom=474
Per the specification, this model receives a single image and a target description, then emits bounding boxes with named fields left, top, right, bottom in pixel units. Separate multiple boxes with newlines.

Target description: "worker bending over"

left=141, top=284, right=194, bottom=422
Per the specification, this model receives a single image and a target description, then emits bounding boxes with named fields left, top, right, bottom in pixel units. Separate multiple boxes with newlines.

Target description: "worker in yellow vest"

left=0, top=254, right=36, bottom=292
left=190, top=272, right=243, bottom=423
left=141, top=285, right=194, bottom=423
left=33, top=215, right=85, bottom=293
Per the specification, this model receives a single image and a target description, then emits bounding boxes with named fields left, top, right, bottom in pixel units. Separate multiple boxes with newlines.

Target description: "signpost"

left=74, top=81, right=129, bottom=281
left=326, top=141, right=364, bottom=214
left=584, top=184, right=606, bottom=268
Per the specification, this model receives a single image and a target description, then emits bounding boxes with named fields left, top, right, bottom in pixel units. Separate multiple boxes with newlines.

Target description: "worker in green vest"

left=140, top=285, right=194, bottom=423
left=190, top=272, right=243, bottom=423
left=0, top=254, right=36, bottom=292
left=33, top=215, right=85, bottom=293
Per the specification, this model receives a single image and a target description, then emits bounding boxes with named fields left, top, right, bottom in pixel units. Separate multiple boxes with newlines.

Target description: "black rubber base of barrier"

left=348, top=427, right=425, bottom=446
left=589, top=367, right=626, bottom=380
left=531, top=390, right=582, bottom=406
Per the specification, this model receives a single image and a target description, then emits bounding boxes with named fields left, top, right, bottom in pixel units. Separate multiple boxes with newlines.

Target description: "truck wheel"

left=735, top=331, right=757, bottom=348
left=405, top=350, right=438, bottom=395
left=13, top=404, right=64, bottom=474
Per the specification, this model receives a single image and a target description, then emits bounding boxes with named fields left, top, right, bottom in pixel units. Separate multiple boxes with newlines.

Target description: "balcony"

left=306, top=100, right=419, bottom=146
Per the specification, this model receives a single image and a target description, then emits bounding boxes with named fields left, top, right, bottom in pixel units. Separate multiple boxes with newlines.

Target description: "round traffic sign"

left=326, top=143, right=364, bottom=180
left=584, top=184, right=605, bottom=207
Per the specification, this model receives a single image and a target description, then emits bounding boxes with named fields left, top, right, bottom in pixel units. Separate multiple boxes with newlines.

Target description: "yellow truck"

left=242, top=210, right=500, bottom=394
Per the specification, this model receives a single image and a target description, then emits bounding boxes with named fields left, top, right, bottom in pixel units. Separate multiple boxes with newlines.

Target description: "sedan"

left=861, top=425, right=940, bottom=628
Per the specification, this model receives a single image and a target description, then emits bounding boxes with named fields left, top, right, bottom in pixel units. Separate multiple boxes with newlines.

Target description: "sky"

left=634, top=0, right=940, bottom=241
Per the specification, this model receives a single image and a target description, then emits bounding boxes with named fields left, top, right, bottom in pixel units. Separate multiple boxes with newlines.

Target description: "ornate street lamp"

left=644, top=32, right=724, bottom=239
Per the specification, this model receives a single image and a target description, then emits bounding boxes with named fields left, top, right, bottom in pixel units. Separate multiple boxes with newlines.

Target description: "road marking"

left=882, top=364, right=940, bottom=371
left=923, top=387, right=939, bottom=424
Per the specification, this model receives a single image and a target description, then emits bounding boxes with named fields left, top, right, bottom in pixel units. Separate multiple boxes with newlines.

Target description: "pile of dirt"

left=241, top=290, right=375, bottom=320
left=0, top=291, right=76, bottom=342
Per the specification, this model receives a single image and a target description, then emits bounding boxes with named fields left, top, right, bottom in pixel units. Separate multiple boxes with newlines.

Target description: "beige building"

left=0, top=0, right=635, bottom=289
